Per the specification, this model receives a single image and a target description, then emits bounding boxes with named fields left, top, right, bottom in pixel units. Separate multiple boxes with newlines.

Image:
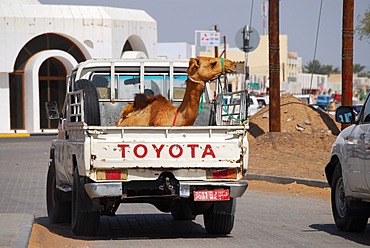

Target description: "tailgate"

left=88, top=126, right=247, bottom=169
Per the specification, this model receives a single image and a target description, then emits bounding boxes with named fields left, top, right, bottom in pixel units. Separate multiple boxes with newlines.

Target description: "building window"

left=9, top=73, right=24, bottom=129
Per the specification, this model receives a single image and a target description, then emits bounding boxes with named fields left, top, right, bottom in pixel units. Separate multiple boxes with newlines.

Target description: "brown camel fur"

left=115, top=56, right=236, bottom=126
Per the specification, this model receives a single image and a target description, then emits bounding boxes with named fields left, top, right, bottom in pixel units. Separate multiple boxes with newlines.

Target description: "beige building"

left=287, top=52, right=303, bottom=83
left=327, top=74, right=342, bottom=93
left=200, top=34, right=337, bottom=96
left=201, top=35, right=289, bottom=93
left=329, top=74, right=370, bottom=98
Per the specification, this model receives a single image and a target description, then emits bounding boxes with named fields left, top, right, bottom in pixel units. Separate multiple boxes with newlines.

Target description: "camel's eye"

left=210, top=61, right=217, bottom=68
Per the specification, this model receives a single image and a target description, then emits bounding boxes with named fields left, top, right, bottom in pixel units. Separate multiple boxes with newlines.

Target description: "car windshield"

left=257, top=99, right=266, bottom=108
left=353, top=105, right=362, bottom=113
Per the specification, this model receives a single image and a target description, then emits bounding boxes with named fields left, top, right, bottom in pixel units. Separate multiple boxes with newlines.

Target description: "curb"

left=0, top=213, right=35, bottom=248
left=0, top=133, right=57, bottom=138
left=13, top=214, right=34, bottom=248
left=244, top=173, right=329, bottom=188
left=0, top=133, right=30, bottom=138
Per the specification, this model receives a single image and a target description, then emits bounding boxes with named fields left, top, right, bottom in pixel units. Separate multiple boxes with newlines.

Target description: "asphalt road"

left=0, top=136, right=369, bottom=247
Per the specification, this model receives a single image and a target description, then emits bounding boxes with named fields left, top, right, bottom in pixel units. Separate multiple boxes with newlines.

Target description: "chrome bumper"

left=84, top=181, right=248, bottom=199
left=178, top=181, right=248, bottom=198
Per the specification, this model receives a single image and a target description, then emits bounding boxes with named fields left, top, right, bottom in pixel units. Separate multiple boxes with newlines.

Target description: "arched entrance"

left=24, top=50, right=79, bottom=133
left=121, top=35, right=148, bottom=58
left=10, top=33, right=86, bottom=130
left=39, top=58, right=67, bottom=129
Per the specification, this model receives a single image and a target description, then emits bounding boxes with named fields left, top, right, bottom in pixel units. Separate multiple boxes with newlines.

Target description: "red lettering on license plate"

left=193, top=189, right=230, bottom=201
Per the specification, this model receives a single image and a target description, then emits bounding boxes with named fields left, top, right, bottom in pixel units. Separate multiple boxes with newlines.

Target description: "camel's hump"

left=134, top=94, right=168, bottom=110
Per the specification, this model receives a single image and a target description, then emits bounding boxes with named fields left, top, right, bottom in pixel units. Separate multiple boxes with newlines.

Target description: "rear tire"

left=46, top=160, right=71, bottom=224
left=171, top=200, right=196, bottom=220
left=74, top=79, right=101, bottom=126
left=331, top=165, right=368, bottom=232
left=71, top=167, right=100, bottom=236
left=203, top=198, right=236, bottom=234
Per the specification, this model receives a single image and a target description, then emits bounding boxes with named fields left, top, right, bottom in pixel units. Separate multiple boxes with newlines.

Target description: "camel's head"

left=187, top=56, right=236, bottom=83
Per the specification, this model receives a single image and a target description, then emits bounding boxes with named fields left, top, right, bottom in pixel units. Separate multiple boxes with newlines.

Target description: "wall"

left=0, top=73, right=10, bottom=133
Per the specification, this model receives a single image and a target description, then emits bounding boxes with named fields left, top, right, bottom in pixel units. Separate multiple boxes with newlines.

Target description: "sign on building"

left=197, top=31, right=220, bottom=47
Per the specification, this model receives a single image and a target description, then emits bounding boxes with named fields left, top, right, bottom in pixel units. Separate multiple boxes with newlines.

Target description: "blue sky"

left=40, top=0, right=370, bottom=69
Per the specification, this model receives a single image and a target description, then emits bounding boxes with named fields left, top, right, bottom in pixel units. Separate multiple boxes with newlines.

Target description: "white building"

left=157, top=42, right=194, bottom=59
left=0, top=0, right=157, bottom=134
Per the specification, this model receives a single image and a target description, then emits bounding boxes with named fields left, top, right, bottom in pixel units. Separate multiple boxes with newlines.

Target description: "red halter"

left=172, top=109, right=179, bottom=126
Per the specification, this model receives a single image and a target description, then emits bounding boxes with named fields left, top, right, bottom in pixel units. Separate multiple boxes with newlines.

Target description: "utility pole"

left=218, top=36, right=227, bottom=58
left=214, top=25, right=219, bottom=58
left=342, top=0, right=354, bottom=130
left=268, top=0, right=281, bottom=132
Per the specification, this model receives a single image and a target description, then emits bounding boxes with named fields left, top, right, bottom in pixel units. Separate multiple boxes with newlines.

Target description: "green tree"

left=353, top=63, right=366, bottom=74
left=321, top=65, right=340, bottom=76
left=303, top=59, right=323, bottom=74
left=358, top=71, right=370, bottom=78
left=303, top=60, right=340, bottom=76
left=357, top=6, right=370, bottom=41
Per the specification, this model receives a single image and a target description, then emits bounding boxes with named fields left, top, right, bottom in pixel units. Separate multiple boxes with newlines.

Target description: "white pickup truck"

left=45, top=58, right=249, bottom=236
left=325, top=96, right=370, bottom=232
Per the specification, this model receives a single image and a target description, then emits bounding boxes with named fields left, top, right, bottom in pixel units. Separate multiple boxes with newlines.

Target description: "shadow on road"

left=35, top=214, right=231, bottom=240
left=310, top=223, right=370, bottom=246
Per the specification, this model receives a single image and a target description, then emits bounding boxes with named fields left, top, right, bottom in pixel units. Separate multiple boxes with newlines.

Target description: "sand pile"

left=247, top=94, right=340, bottom=181
left=249, top=93, right=340, bottom=139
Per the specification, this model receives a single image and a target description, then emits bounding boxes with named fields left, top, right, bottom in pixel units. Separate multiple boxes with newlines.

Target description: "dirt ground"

left=28, top=94, right=337, bottom=247
left=248, top=93, right=341, bottom=181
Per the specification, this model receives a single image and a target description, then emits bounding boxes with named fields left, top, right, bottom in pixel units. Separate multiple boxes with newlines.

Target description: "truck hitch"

left=159, top=176, right=176, bottom=195
left=157, top=173, right=178, bottom=196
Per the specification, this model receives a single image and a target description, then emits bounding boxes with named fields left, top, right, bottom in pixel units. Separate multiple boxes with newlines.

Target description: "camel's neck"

left=176, top=79, right=205, bottom=125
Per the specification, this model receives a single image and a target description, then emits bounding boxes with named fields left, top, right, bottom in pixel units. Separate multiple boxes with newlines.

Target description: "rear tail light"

left=206, top=169, right=237, bottom=179
left=96, top=169, right=128, bottom=181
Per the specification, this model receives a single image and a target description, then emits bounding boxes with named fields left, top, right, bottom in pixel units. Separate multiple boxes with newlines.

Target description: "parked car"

left=294, top=94, right=312, bottom=104
left=316, top=95, right=331, bottom=110
left=325, top=95, right=370, bottom=232
left=256, top=96, right=268, bottom=110
left=248, top=95, right=259, bottom=116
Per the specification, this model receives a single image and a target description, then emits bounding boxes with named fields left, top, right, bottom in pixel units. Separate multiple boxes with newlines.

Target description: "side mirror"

left=335, top=106, right=355, bottom=124
left=45, top=101, right=60, bottom=120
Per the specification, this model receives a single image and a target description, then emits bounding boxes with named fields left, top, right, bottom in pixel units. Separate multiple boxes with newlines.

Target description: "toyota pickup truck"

left=325, top=94, right=370, bottom=232
left=45, top=58, right=249, bottom=236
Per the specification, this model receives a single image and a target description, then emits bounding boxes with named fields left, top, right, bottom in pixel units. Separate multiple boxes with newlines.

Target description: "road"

left=0, top=136, right=369, bottom=247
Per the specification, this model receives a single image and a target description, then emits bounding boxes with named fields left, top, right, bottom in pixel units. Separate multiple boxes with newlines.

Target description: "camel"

left=115, top=56, right=236, bottom=126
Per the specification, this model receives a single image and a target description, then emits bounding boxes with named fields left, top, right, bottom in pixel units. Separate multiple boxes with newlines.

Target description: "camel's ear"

left=189, top=58, right=200, bottom=68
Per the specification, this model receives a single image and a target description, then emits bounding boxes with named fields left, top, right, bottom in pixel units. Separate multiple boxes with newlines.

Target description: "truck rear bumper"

left=84, top=181, right=248, bottom=199
left=178, top=181, right=248, bottom=198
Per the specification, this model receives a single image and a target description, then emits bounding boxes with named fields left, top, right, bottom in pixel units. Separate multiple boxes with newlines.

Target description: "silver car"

left=325, top=97, right=370, bottom=232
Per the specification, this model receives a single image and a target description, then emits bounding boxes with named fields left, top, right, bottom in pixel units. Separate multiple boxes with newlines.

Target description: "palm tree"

left=321, top=65, right=340, bottom=76
left=303, top=60, right=341, bottom=75
left=353, top=64, right=366, bottom=74
left=358, top=71, right=370, bottom=78
left=303, top=59, right=323, bottom=74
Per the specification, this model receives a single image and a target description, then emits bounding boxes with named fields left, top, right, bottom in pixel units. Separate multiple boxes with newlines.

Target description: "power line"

left=309, top=0, right=323, bottom=94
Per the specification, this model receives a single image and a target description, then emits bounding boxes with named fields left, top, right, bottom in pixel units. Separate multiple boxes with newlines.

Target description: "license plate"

left=193, top=189, right=230, bottom=201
